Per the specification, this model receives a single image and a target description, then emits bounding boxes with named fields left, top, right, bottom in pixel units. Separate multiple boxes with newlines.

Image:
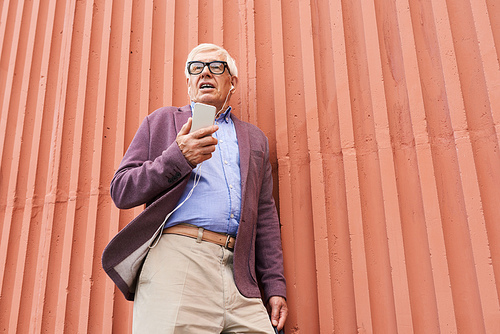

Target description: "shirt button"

left=224, top=160, right=228, bottom=164
left=229, top=185, right=233, bottom=189
left=230, top=214, right=234, bottom=218
left=220, top=139, right=224, bottom=143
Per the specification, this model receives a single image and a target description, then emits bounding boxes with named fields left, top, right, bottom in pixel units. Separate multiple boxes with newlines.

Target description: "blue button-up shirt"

left=165, top=105, right=241, bottom=236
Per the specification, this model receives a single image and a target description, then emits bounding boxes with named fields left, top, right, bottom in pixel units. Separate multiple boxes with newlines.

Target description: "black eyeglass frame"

left=187, top=61, right=232, bottom=76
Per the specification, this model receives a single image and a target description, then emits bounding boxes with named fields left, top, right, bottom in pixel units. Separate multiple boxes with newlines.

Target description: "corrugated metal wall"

left=1, top=0, right=499, bottom=333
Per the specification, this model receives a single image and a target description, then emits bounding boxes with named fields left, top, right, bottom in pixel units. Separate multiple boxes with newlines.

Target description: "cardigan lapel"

left=174, top=105, right=192, bottom=133
left=232, top=114, right=250, bottom=215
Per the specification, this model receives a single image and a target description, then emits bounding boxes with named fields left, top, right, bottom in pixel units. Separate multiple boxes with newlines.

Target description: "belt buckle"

left=224, top=235, right=232, bottom=249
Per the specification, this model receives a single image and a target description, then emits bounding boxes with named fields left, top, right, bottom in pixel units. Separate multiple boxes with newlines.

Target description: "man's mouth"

left=200, top=83, right=215, bottom=90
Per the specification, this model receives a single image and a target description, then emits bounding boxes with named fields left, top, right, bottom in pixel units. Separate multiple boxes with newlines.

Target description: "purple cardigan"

left=102, top=105, right=286, bottom=302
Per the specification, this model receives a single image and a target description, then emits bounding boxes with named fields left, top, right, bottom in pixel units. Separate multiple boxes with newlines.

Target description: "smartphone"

left=190, top=102, right=216, bottom=133
left=273, top=326, right=284, bottom=334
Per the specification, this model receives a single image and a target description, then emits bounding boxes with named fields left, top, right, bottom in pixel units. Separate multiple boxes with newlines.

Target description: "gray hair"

left=185, top=43, right=238, bottom=78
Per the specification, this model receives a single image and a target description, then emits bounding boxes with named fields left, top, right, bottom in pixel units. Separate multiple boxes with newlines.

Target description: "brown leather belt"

left=162, top=224, right=236, bottom=250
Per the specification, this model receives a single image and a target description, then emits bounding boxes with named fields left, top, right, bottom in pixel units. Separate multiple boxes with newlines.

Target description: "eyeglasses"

left=187, top=61, right=231, bottom=75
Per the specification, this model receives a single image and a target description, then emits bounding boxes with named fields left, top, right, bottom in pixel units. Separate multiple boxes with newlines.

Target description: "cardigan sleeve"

left=110, top=112, right=194, bottom=209
left=254, top=138, right=287, bottom=302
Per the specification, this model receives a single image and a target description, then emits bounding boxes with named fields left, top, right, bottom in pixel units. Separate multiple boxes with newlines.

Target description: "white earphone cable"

left=151, top=83, right=233, bottom=248
left=149, top=162, right=204, bottom=249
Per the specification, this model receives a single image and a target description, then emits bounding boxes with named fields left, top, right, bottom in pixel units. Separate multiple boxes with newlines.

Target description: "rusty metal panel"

left=0, top=0, right=499, bottom=333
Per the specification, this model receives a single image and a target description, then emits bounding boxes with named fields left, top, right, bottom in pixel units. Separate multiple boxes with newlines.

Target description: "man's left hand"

left=268, top=296, right=288, bottom=331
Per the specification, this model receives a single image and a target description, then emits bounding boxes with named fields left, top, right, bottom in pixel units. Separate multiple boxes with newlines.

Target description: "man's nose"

left=200, top=65, right=212, bottom=76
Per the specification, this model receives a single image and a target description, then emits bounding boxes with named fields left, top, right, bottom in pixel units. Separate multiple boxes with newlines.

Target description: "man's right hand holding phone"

left=176, top=117, right=219, bottom=166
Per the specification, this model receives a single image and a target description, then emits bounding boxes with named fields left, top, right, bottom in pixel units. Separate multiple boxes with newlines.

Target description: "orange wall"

left=1, top=0, right=499, bottom=333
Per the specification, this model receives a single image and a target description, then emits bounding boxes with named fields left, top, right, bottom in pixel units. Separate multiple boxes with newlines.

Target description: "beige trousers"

left=133, top=233, right=275, bottom=334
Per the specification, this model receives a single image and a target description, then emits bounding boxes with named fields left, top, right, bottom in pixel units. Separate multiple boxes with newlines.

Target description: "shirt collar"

left=217, top=106, right=232, bottom=123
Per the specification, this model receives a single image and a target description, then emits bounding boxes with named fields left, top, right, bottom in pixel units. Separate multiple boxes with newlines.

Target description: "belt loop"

left=224, top=235, right=231, bottom=249
left=196, top=227, right=204, bottom=243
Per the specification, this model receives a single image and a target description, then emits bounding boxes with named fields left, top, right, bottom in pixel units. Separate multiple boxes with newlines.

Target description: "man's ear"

left=230, top=77, right=238, bottom=92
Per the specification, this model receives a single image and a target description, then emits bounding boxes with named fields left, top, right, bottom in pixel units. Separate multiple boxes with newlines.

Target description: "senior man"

left=102, top=43, right=287, bottom=333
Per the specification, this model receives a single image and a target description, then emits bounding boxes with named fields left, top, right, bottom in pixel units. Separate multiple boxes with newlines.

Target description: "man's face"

left=187, top=50, right=235, bottom=111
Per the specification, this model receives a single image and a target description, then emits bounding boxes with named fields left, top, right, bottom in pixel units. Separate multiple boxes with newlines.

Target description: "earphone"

left=230, top=85, right=235, bottom=92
